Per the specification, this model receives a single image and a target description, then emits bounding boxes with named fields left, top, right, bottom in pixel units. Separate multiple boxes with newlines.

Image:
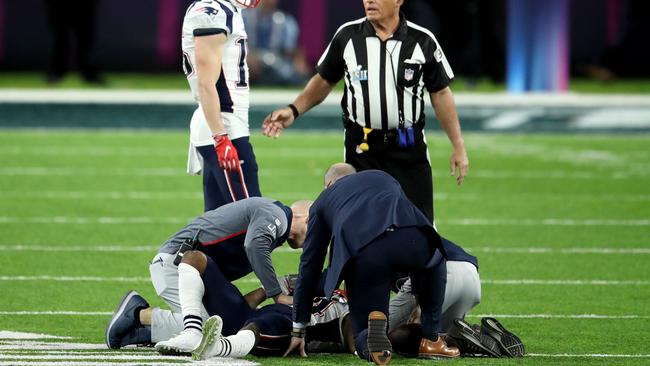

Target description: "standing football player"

left=182, top=0, right=262, bottom=211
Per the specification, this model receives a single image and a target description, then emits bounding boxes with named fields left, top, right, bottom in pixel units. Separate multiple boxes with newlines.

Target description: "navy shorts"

left=245, top=304, right=293, bottom=356
left=201, top=256, right=254, bottom=336
left=197, top=136, right=261, bottom=212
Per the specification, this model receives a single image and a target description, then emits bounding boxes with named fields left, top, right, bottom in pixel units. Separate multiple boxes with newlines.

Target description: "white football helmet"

left=229, top=0, right=261, bottom=8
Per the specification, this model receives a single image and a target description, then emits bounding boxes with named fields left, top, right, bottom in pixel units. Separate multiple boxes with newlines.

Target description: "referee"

left=262, top=0, right=468, bottom=222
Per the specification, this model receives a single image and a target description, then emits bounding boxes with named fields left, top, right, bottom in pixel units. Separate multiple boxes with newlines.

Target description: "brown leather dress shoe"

left=418, top=337, right=461, bottom=359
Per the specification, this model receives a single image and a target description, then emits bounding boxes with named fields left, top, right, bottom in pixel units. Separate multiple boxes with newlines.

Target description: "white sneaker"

left=192, top=315, right=224, bottom=360
left=155, top=329, right=202, bottom=355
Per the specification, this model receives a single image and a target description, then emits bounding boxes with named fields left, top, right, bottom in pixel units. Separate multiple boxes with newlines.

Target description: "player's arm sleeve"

left=187, top=5, right=232, bottom=37
left=422, top=36, right=455, bottom=93
left=293, top=208, right=331, bottom=324
left=315, top=30, right=346, bottom=83
left=243, top=213, right=283, bottom=299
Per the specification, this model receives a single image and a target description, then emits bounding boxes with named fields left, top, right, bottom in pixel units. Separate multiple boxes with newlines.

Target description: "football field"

left=0, top=130, right=648, bottom=366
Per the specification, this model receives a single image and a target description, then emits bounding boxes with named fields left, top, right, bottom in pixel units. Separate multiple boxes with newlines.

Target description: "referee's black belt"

left=344, top=119, right=424, bottom=145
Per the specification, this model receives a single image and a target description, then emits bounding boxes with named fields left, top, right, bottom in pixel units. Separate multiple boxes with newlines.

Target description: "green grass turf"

left=0, top=130, right=649, bottom=365
left=2, top=72, right=650, bottom=93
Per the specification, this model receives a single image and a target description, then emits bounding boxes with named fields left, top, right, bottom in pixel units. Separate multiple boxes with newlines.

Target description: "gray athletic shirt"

left=158, top=197, right=291, bottom=298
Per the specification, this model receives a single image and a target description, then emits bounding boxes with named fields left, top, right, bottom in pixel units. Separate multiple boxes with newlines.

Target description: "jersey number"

left=181, top=40, right=248, bottom=88
left=182, top=51, right=193, bottom=77
left=235, top=38, right=248, bottom=88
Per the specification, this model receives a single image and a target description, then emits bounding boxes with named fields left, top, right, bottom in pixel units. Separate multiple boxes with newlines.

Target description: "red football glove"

left=213, top=133, right=240, bottom=172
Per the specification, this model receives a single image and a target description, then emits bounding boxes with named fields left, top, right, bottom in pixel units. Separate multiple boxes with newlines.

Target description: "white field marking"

left=0, top=331, right=71, bottom=340
left=2, top=167, right=648, bottom=180
left=0, top=245, right=297, bottom=253
left=483, top=110, right=542, bottom=130
left=0, top=146, right=341, bottom=158
left=0, top=363, right=256, bottom=366
left=1, top=216, right=648, bottom=226
left=0, top=217, right=191, bottom=225
left=482, top=279, right=650, bottom=285
left=3, top=191, right=650, bottom=203
left=467, top=247, right=650, bottom=254
left=0, top=276, right=149, bottom=283
left=0, top=362, right=257, bottom=366
left=443, top=218, right=650, bottom=227
left=571, top=109, right=650, bottom=129
left=467, top=314, right=650, bottom=319
left=0, top=245, right=159, bottom=252
left=0, top=355, right=185, bottom=361
left=2, top=311, right=647, bottom=319
left=0, top=342, right=107, bottom=350
left=2, top=245, right=648, bottom=255
left=0, top=167, right=322, bottom=178
left=0, top=191, right=314, bottom=201
left=0, top=312, right=111, bottom=316
left=0, top=191, right=203, bottom=200
left=3, top=275, right=647, bottom=287
left=5, top=89, right=650, bottom=107
left=528, top=353, right=650, bottom=358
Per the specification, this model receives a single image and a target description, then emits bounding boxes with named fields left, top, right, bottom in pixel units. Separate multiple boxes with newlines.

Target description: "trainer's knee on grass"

left=180, top=250, right=207, bottom=274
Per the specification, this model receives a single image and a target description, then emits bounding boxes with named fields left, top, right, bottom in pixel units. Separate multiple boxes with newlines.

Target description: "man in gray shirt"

left=105, top=197, right=311, bottom=353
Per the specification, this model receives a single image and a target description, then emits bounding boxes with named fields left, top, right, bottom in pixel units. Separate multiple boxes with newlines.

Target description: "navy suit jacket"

left=293, top=170, right=444, bottom=324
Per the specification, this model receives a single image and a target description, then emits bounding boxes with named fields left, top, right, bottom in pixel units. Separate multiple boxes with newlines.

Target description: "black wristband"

left=288, top=104, right=300, bottom=119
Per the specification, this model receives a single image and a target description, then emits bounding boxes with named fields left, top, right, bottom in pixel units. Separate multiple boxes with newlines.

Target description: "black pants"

left=343, top=227, right=446, bottom=360
left=344, top=124, right=434, bottom=221
left=44, top=0, right=99, bottom=79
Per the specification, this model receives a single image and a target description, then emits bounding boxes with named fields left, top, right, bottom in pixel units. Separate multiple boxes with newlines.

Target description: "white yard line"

left=528, top=353, right=650, bottom=358
left=1, top=216, right=647, bottom=226
left=0, top=355, right=184, bottom=360
left=2, top=275, right=649, bottom=287
left=468, top=314, right=650, bottom=319
left=0, top=276, right=149, bottom=282
left=0, top=245, right=159, bottom=252
left=2, top=191, right=650, bottom=202
left=1, top=245, right=648, bottom=254
left=0, top=332, right=71, bottom=340
left=1, top=167, right=647, bottom=180
left=0, top=312, right=112, bottom=316
left=0, top=245, right=295, bottom=253
left=482, top=279, right=650, bottom=285
left=0, top=342, right=107, bottom=350
left=2, top=275, right=646, bottom=286
left=0, top=363, right=255, bottom=366
left=467, top=247, right=650, bottom=254
left=444, top=218, right=650, bottom=227
left=0, top=191, right=313, bottom=201
left=0, top=362, right=256, bottom=366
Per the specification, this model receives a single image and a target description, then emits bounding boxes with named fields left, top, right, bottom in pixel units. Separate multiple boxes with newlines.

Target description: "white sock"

left=178, top=263, right=204, bottom=333
left=213, top=330, right=256, bottom=358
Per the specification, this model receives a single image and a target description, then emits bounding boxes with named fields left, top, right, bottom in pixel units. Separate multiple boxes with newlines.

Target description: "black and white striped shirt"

left=317, top=15, right=454, bottom=130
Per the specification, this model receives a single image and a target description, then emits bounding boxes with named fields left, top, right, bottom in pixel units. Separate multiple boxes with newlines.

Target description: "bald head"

left=324, top=163, right=357, bottom=188
left=288, top=200, right=313, bottom=249
left=290, top=200, right=313, bottom=217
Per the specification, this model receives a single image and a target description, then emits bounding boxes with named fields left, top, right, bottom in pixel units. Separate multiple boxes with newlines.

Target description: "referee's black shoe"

left=367, top=311, right=392, bottom=365
left=480, top=317, right=525, bottom=357
left=448, top=318, right=501, bottom=357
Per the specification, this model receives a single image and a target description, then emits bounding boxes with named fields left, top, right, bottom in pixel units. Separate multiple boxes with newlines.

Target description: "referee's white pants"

left=388, top=261, right=481, bottom=333
left=148, top=253, right=209, bottom=342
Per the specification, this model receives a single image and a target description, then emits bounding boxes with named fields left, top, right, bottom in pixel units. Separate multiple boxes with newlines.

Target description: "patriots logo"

left=203, top=6, right=218, bottom=16
left=194, top=6, right=219, bottom=16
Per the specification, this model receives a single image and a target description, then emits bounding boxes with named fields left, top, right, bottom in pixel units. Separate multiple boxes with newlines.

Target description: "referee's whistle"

left=359, top=127, right=372, bottom=152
